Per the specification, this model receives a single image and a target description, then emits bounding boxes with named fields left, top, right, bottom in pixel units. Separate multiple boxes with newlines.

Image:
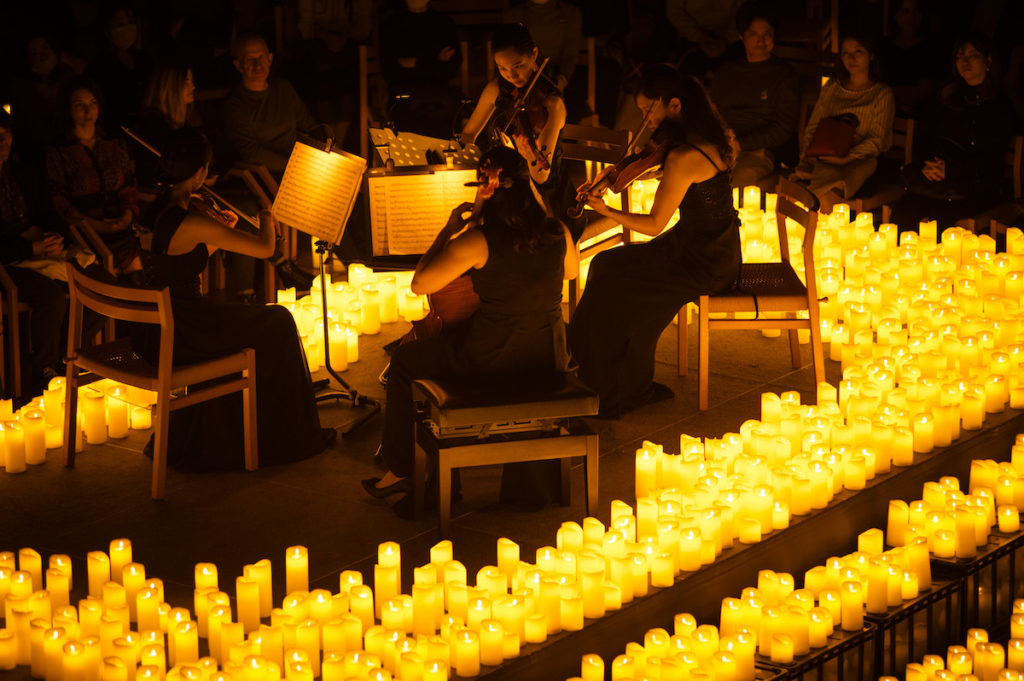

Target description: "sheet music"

left=369, top=128, right=480, bottom=167
left=273, top=142, right=366, bottom=244
left=368, top=169, right=477, bottom=255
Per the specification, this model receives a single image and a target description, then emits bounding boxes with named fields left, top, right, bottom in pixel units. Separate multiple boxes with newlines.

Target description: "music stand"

left=273, top=136, right=380, bottom=432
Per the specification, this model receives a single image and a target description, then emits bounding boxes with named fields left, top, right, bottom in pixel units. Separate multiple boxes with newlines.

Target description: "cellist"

left=363, top=146, right=577, bottom=515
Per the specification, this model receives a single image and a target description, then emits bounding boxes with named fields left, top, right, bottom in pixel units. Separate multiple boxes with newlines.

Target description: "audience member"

left=794, top=34, right=894, bottom=213
left=0, top=111, right=69, bottom=393
left=222, top=33, right=317, bottom=176
left=876, top=0, right=946, bottom=117
left=665, top=0, right=745, bottom=77
left=380, top=0, right=463, bottom=140
left=290, top=0, right=372, bottom=148
left=503, top=0, right=583, bottom=120
left=133, top=59, right=198, bottom=190
left=709, top=3, right=798, bottom=188
left=11, top=33, right=82, bottom=154
left=86, top=5, right=154, bottom=129
left=46, top=76, right=141, bottom=277
left=890, top=33, right=1015, bottom=231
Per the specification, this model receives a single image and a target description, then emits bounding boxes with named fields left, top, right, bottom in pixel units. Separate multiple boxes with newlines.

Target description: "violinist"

left=364, top=146, right=578, bottom=515
left=568, top=64, right=741, bottom=419
left=134, top=126, right=335, bottom=472
left=460, top=24, right=583, bottom=238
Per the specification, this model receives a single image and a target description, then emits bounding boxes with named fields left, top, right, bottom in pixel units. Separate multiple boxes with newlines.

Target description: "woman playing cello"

left=363, top=145, right=578, bottom=513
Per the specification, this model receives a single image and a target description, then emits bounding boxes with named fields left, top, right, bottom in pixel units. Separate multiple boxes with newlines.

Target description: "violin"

left=489, top=58, right=558, bottom=171
left=121, top=125, right=258, bottom=229
left=568, top=111, right=672, bottom=219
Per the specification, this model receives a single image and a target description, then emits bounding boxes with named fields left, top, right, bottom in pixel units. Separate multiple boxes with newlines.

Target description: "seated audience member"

left=503, top=0, right=585, bottom=120
left=708, top=3, right=798, bottom=189
left=0, top=111, right=71, bottom=393
left=364, top=146, right=578, bottom=515
left=221, top=33, right=317, bottom=176
left=890, top=34, right=1015, bottom=231
left=221, top=33, right=318, bottom=291
left=665, top=0, right=746, bottom=77
left=877, top=0, right=946, bottom=117
left=12, top=33, right=81, bottom=153
left=381, top=0, right=463, bottom=140
left=86, top=5, right=154, bottom=130
left=46, top=76, right=141, bottom=278
left=134, top=126, right=334, bottom=471
left=133, top=59, right=198, bottom=190
left=290, top=0, right=371, bottom=148
left=794, top=34, right=894, bottom=213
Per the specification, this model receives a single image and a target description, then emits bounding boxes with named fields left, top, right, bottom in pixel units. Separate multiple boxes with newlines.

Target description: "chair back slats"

left=66, top=264, right=170, bottom=326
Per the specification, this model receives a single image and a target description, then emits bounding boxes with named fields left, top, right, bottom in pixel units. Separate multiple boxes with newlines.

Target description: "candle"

left=21, top=410, right=46, bottom=464
left=453, top=629, right=480, bottom=677
left=236, top=577, right=260, bottom=633
left=285, top=546, right=308, bottom=596
left=130, top=407, right=151, bottom=431
left=1000, top=505, right=1021, bottom=533
left=82, top=390, right=107, bottom=444
left=360, top=285, right=381, bottom=335
left=840, top=581, right=864, bottom=631
left=4, top=422, right=25, bottom=473
left=106, top=388, right=130, bottom=439
left=109, top=540, right=132, bottom=584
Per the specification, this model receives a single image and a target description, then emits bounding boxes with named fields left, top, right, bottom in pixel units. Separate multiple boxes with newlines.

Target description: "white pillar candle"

left=106, top=389, right=130, bottom=439
left=379, top=276, right=398, bottom=323
left=360, top=285, right=381, bottom=335
left=4, top=422, right=26, bottom=473
left=82, top=391, right=107, bottom=445
left=285, top=546, right=309, bottom=596
left=345, top=324, right=359, bottom=363
left=130, top=407, right=151, bottom=431
left=328, top=323, right=348, bottom=372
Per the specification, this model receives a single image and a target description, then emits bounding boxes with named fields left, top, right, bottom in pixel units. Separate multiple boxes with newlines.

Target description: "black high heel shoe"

left=362, top=476, right=412, bottom=499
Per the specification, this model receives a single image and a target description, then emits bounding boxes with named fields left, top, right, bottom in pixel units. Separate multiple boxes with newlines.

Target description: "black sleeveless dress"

left=568, top=141, right=742, bottom=417
left=136, top=203, right=327, bottom=471
left=380, top=218, right=569, bottom=479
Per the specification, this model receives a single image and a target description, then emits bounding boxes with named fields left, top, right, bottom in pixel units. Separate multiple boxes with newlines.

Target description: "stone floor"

left=0, top=313, right=838, bottom=678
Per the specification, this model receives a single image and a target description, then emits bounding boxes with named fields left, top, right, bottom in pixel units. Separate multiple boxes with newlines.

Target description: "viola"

left=568, top=114, right=673, bottom=219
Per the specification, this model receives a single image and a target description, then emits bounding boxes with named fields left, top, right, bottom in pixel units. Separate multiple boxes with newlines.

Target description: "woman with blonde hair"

left=134, top=59, right=197, bottom=188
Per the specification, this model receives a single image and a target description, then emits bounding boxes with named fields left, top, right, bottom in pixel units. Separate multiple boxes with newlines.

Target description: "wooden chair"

left=776, top=0, right=839, bottom=53
left=62, top=263, right=258, bottom=498
left=680, top=177, right=825, bottom=410
left=0, top=264, right=27, bottom=397
left=559, top=123, right=632, bottom=316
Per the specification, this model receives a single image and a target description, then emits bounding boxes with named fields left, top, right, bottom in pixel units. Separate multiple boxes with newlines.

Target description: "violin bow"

left=121, top=125, right=259, bottom=228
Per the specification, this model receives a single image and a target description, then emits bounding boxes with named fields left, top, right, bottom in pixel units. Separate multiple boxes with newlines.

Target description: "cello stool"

left=412, top=373, right=600, bottom=536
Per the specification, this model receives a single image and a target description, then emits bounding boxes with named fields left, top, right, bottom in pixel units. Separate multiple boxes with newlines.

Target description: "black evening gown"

left=568, top=142, right=742, bottom=416
left=380, top=218, right=570, bottom=480
left=136, top=204, right=327, bottom=471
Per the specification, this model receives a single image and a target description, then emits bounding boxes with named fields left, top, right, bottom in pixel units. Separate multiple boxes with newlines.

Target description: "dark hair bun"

left=158, top=127, right=213, bottom=185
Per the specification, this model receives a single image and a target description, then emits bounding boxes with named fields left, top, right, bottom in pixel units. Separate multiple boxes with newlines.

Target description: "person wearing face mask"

left=890, top=33, right=1015, bottom=231
left=363, top=145, right=577, bottom=515
left=87, top=5, right=154, bottom=130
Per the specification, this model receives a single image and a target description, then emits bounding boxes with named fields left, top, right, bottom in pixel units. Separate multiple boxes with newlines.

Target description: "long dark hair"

left=835, top=34, right=881, bottom=85
left=492, top=23, right=535, bottom=56
left=637, top=63, right=736, bottom=169
left=478, top=146, right=561, bottom=253
left=59, top=75, right=105, bottom=132
left=945, top=32, right=1000, bottom=101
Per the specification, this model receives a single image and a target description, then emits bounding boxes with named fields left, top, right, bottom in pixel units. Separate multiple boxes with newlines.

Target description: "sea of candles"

left=275, top=267, right=428, bottom=375
left=0, top=378, right=154, bottom=474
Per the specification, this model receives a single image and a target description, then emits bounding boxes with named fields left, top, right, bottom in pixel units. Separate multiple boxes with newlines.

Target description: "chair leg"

left=413, top=435, right=427, bottom=516
left=787, top=325, right=802, bottom=370
left=809, top=309, right=826, bottom=386
left=678, top=305, right=688, bottom=376
left=151, top=398, right=172, bottom=499
left=585, top=432, right=599, bottom=517
left=62, top=364, right=80, bottom=467
left=698, top=299, right=710, bottom=410
left=438, top=454, right=452, bottom=537
left=559, top=458, right=571, bottom=505
left=10, top=306, right=22, bottom=397
left=242, top=348, right=258, bottom=471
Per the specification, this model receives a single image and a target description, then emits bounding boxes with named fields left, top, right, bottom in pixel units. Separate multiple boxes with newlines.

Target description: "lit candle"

left=839, top=581, right=864, bottom=631
left=109, top=540, right=132, bottom=584
left=82, top=390, right=107, bottom=444
left=21, top=410, right=46, bottom=464
left=453, top=629, right=480, bottom=677
left=106, top=388, right=130, bottom=439
left=1000, top=505, right=1021, bottom=533
left=285, top=546, right=308, bottom=596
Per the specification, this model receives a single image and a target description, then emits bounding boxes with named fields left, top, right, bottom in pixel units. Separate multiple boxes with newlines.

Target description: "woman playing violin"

left=364, top=145, right=578, bottom=513
left=568, top=64, right=741, bottom=419
left=134, top=126, right=334, bottom=472
left=460, top=24, right=584, bottom=238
